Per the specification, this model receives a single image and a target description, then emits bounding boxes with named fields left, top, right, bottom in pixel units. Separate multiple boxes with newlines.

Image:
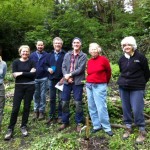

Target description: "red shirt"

left=86, top=55, right=111, bottom=83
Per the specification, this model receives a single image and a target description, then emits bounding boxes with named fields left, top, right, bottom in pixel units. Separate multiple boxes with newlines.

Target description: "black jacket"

left=117, top=50, right=150, bottom=90
left=45, top=50, right=66, bottom=80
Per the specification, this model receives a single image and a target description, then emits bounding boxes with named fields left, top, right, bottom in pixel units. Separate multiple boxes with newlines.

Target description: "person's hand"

left=30, top=68, right=36, bottom=72
left=67, top=77, right=73, bottom=83
left=59, top=78, right=64, bottom=85
left=48, top=68, right=54, bottom=74
left=64, top=73, right=72, bottom=80
left=13, top=72, right=22, bottom=78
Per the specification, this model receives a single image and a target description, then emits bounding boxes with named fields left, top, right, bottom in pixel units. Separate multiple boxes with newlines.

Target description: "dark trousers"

left=8, top=84, right=35, bottom=130
left=61, top=84, right=84, bottom=124
left=119, top=87, right=145, bottom=127
left=49, top=79, right=62, bottom=118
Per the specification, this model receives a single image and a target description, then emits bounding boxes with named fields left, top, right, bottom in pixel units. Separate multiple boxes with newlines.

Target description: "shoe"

left=45, top=117, right=53, bottom=125
left=21, top=126, right=28, bottom=137
left=76, top=123, right=83, bottom=132
left=38, top=112, right=45, bottom=120
left=136, top=130, right=147, bottom=144
left=122, top=128, right=132, bottom=140
left=4, top=129, right=13, bottom=140
left=106, top=131, right=113, bottom=136
left=91, top=128, right=102, bottom=133
left=58, top=124, right=69, bottom=131
left=33, top=112, right=39, bottom=120
left=57, top=118, right=62, bottom=124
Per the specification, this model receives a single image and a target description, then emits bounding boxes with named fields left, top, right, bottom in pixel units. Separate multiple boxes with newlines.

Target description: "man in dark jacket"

left=30, top=41, right=48, bottom=120
left=45, top=37, right=66, bottom=125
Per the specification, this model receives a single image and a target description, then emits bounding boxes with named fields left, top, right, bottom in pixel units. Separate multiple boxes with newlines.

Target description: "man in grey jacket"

left=58, top=37, right=87, bottom=132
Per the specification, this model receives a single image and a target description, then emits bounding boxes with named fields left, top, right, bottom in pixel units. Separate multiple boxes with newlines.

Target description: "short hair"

left=89, top=43, right=102, bottom=54
left=53, top=37, right=63, bottom=45
left=18, top=45, right=30, bottom=54
left=36, top=41, right=44, bottom=45
left=72, top=37, right=82, bottom=44
left=121, top=36, right=137, bottom=50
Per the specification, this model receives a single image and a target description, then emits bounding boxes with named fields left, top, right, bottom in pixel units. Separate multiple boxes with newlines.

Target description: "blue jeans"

left=119, top=87, right=145, bottom=127
left=61, top=84, right=84, bottom=124
left=86, top=83, right=111, bottom=132
left=49, top=79, right=62, bottom=119
left=33, top=77, right=48, bottom=113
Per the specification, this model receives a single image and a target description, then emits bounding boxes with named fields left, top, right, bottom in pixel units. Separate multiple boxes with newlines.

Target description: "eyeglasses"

left=122, top=44, right=133, bottom=47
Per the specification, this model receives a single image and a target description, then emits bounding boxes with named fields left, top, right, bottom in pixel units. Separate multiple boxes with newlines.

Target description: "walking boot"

left=45, top=117, right=53, bottom=125
left=33, top=112, right=39, bottom=120
left=76, top=123, right=83, bottom=133
left=38, top=112, right=45, bottom=120
left=4, top=129, right=13, bottom=140
left=122, top=128, right=132, bottom=140
left=21, top=126, right=28, bottom=137
left=57, top=118, right=62, bottom=124
left=58, top=124, right=69, bottom=131
left=136, top=130, right=146, bottom=144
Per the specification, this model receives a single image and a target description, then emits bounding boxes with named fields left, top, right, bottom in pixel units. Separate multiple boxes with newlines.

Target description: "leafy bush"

left=110, top=63, right=120, bottom=81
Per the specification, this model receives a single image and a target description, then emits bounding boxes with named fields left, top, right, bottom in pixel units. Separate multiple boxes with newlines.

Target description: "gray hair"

left=89, top=43, right=102, bottom=54
left=121, top=36, right=137, bottom=50
left=53, top=37, right=63, bottom=45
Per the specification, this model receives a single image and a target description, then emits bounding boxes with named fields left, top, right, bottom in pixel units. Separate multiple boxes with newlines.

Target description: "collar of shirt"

left=54, top=50, right=61, bottom=54
left=36, top=50, right=43, bottom=54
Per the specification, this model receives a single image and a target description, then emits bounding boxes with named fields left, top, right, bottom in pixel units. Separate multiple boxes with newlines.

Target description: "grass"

left=1, top=71, right=150, bottom=149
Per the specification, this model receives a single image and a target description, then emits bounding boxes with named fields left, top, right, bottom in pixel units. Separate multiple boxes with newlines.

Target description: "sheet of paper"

left=55, top=82, right=64, bottom=91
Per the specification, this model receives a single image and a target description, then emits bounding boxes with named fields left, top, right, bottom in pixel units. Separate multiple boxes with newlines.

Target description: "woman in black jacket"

left=117, top=36, right=150, bottom=144
left=4, top=45, right=36, bottom=140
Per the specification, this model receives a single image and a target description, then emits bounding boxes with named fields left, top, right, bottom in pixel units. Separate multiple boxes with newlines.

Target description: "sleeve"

left=12, top=60, right=18, bottom=73
left=141, top=56, right=150, bottom=83
left=44, top=53, right=51, bottom=72
left=22, top=60, right=36, bottom=78
left=104, top=57, right=111, bottom=83
left=62, top=53, right=68, bottom=76
left=2, top=62, right=7, bottom=78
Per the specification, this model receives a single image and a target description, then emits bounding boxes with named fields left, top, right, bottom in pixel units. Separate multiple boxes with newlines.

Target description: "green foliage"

left=110, top=63, right=120, bottom=81
left=25, top=25, right=52, bottom=50
left=0, top=0, right=150, bottom=63
left=0, top=0, right=53, bottom=59
left=46, top=8, right=102, bottom=52
left=1, top=64, right=150, bottom=149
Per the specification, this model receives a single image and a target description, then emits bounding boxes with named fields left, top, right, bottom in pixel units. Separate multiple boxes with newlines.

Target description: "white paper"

left=55, top=82, right=64, bottom=91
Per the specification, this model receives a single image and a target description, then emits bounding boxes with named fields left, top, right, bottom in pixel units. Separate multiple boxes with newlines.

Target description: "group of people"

left=0, top=36, right=149, bottom=144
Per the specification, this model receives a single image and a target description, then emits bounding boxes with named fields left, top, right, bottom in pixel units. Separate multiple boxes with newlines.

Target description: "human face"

left=20, top=47, right=30, bottom=59
left=90, top=48, right=99, bottom=58
left=53, top=40, right=62, bottom=52
left=122, top=43, right=134, bottom=55
left=72, top=39, right=81, bottom=52
left=36, top=41, right=44, bottom=52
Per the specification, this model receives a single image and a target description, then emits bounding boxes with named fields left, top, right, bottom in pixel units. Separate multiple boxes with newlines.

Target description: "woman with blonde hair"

left=0, top=56, right=7, bottom=131
left=86, top=43, right=113, bottom=136
left=4, top=45, right=36, bottom=140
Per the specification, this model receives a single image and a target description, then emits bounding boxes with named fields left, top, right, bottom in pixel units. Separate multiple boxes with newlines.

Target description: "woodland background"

left=0, top=0, right=149, bottom=63
left=0, top=0, right=150, bottom=149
